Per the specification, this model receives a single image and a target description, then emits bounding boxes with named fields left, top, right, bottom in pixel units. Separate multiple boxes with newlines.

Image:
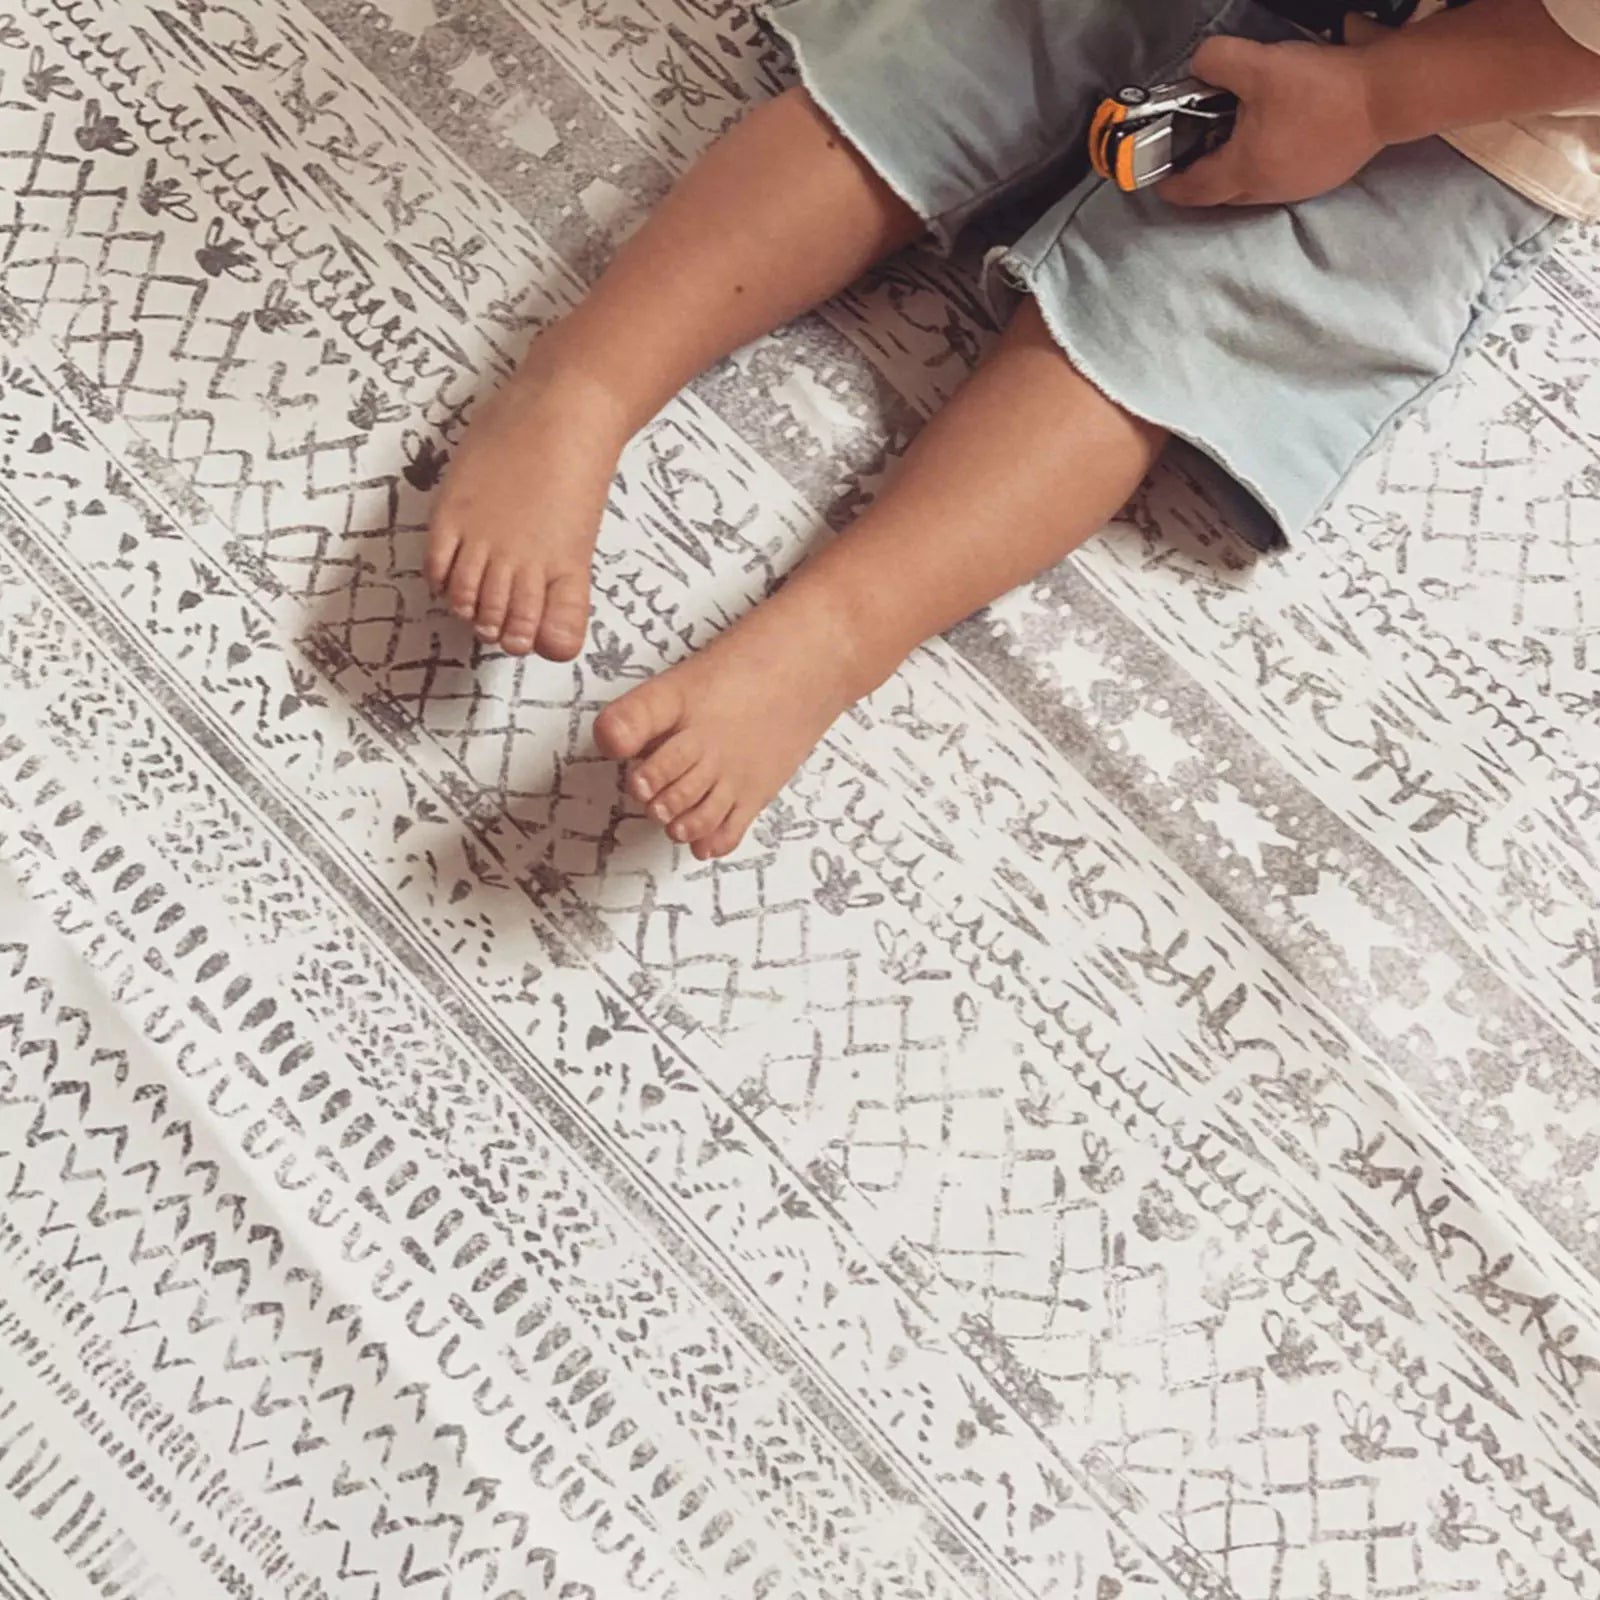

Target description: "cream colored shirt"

left=1435, top=0, right=1600, bottom=218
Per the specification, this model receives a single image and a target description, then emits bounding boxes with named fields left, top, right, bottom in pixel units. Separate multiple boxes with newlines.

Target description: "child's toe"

left=670, top=786, right=733, bottom=845
left=651, top=766, right=713, bottom=828
left=500, top=574, right=544, bottom=656
left=474, top=562, right=514, bottom=641
left=448, top=546, right=490, bottom=620
left=699, top=811, right=751, bottom=860
left=596, top=678, right=687, bottom=762
left=632, top=734, right=702, bottom=806
left=536, top=574, right=590, bottom=661
left=424, top=524, right=460, bottom=593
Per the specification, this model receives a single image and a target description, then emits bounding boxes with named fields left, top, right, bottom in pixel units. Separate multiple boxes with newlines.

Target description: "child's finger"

left=1158, top=147, right=1246, bottom=207
left=1189, top=34, right=1267, bottom=93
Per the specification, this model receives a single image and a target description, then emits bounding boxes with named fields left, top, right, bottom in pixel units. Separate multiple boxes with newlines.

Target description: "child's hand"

left=1158, top=35, right=1387, bottom=207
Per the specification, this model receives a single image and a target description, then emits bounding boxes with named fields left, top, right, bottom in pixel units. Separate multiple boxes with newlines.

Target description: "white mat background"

left=1, top=4, right=1597, bottom=1598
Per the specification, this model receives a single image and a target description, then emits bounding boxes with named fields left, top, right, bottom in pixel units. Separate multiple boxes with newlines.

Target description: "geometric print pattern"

left=1, top=3, right=1597, bottom=1598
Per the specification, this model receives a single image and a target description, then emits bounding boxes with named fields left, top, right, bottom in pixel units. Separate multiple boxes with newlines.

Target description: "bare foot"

left=425, top=364, right=630, bottom=659
left=595, top=585, right=884, bottom=860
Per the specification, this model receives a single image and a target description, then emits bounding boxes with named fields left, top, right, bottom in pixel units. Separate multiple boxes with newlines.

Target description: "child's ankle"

left=782, top=570, right=910, bottom=705
left=520, top=326, right=652, bottom=441
left=510, top=342, right=634, bottom=440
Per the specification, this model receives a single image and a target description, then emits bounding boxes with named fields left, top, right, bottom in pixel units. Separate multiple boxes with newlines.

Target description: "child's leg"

left=598, top=297, right=1166, bottom=859
left=426, top=89, right=921, bottom=659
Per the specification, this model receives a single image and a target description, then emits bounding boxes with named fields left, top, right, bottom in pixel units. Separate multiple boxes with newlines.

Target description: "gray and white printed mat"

left=1, top=3, right=1598, bottom=1598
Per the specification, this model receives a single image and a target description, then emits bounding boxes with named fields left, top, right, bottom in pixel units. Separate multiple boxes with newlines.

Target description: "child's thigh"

left=991, top=129, right=1561, bottom=547
left=760, top=0, right=1230, bottom=245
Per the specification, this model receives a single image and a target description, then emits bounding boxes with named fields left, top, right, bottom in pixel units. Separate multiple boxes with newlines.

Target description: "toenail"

left=453, top=605, right=474, bottom=619
left=651, top=803, right=670, bottom=823
left=505, top=634, right=532, bottom=651
left=670, top=823, right=686, bottom=842
left=477, top=626, right=499, bottom=641
left=632, top=773, right=653, bottom=799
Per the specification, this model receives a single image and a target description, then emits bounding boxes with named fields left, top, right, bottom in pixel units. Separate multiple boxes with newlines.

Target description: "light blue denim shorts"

left=760, top=0, right=1563, bottom=547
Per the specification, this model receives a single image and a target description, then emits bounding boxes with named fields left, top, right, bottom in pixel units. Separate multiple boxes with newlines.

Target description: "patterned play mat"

left=2, top=3, right=1597, bottom=1598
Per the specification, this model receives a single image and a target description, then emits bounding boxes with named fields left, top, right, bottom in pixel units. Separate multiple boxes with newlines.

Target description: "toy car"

left=1089, top=78, right=1239, bottom=192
